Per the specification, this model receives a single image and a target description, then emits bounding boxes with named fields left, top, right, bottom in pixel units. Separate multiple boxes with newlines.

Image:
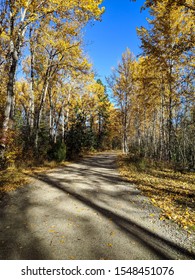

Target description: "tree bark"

left=29, top=26, right=35, bottom=133
left=35, top=80, right=49, bottom=149
left=0, top=3, right=27, bottom=156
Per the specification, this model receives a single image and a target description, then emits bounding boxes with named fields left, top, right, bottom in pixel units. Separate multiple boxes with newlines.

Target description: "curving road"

left=0, top=152, right=195, bottom=260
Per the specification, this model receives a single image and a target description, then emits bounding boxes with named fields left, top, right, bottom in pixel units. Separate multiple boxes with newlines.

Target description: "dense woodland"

left=0, top=0, right=194, bottom=170
left=108, top=0, right=195, bottom=168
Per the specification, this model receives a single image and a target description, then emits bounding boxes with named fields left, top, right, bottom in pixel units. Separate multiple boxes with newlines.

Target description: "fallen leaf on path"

left=149, top=214, right=155, bottom=217
left=68, top=256, right=76, bottom=260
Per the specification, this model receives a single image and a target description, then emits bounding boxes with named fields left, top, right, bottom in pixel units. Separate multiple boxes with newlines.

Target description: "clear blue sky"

left=84, top=0, right=149, bottom=83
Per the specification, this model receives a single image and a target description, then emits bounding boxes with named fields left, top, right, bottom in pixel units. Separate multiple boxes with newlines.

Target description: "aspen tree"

left=108, top=49, right=136, bottom=154
left=137, top=0, right=195, bottom=161
left=0, top=0, right=104, bottom=155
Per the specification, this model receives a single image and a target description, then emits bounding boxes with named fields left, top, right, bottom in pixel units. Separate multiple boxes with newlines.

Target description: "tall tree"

left=0, top=0, right=104, bottom=155
left=137, top=0, right=195, bottom=160
left=108, top=49, right=136, bottom=153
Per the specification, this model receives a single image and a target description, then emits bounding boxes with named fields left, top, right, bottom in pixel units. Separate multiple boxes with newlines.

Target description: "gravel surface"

left=0, top=152, right=195, bottom=260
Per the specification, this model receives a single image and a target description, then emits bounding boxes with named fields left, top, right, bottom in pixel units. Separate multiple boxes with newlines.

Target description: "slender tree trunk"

left=0, top=4, right=27, bottom=156
left=64, top=88, right=71, bottom=134
left=35, top=80, right=49, bottom=149
left=29, top=26, right=35, bottom=133
left=49, top=88, right=55, bottom=142
left=0, top=50, right=17, bottom=154
left=166, top=63, right=174, bottom=162
left=152, top=110, right=157, bottom=158
left=160, top=87, right=165, bottom=160
left=168, top=95, right=173, bottom=161
left=61, top=106, right=65, bottom=142
left=122, top=114, right=128, bottom=154
left=122, top=93, right=129, bottom=154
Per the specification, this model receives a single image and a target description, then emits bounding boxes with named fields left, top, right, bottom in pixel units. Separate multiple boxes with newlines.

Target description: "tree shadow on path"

left=0, top=188, right=52, bottom=260
left=1, top=153, right=194, bottom=260
left=37, top=173, right=195, bottom=260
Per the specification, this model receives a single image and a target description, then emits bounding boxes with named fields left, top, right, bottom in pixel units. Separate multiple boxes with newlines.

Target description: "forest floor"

left=118, top=155, right=195, bottom=232
left=0, top=152, right=195, bottom=259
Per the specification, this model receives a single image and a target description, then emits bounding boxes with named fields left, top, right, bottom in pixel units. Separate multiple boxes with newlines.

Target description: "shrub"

left=48, top=141, right=66, bottom=162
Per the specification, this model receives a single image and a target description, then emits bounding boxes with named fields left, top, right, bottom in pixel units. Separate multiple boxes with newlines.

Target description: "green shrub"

left=48, top=141, right=66, bottom=162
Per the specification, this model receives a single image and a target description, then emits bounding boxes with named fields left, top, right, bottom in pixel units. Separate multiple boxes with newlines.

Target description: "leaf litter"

left=118, top=155, right=195, bottom=232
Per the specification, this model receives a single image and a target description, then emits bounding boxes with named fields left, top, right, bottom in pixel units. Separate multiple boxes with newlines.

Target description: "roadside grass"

left=117, top=154, right=195, bottom=232
left=0, top=160, right=68, bottom=193
left=0, top=168, right=30, bottom=193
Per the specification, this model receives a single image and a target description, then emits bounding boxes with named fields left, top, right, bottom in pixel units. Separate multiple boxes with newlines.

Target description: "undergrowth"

left=0, top=160, right=68, bottom=193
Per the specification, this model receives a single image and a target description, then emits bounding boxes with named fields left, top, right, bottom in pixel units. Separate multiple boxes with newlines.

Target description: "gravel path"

left=0, top=152, right=195, bottom=260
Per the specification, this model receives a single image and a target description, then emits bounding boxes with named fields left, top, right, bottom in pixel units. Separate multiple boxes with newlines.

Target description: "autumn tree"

left=0, top=0, right=104, bottom=158
left=136, top=0, right=195, bottom=164
left=141, top=0, right=195, bottom=12
left=107, top=49, right=137, bottom=154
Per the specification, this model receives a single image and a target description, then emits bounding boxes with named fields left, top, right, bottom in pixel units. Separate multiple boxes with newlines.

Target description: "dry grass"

left=0, top=167, right=29, bottom=193
left=0, top=160, right=69, bottom=193
left=117, top=154, right=195, bottom=232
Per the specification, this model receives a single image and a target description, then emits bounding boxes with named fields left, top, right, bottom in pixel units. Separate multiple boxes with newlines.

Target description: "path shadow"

left=1, top=153, right=194, bottom=260
left=0, top=187, right=52, bottom=260
left=79, top=155, right=117, bottom=170
left=36, top=173, right=195, bottom=260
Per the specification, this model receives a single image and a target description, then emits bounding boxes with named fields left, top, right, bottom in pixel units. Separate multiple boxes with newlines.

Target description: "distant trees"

left=107, top=49, right=136, bottom=154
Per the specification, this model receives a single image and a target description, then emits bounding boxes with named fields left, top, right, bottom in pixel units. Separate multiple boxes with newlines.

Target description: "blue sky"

left=84, top=0, right=149, bottom=83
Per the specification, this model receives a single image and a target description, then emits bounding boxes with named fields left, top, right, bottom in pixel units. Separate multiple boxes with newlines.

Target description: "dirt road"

left=0, top=152, right=194, bottom=259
